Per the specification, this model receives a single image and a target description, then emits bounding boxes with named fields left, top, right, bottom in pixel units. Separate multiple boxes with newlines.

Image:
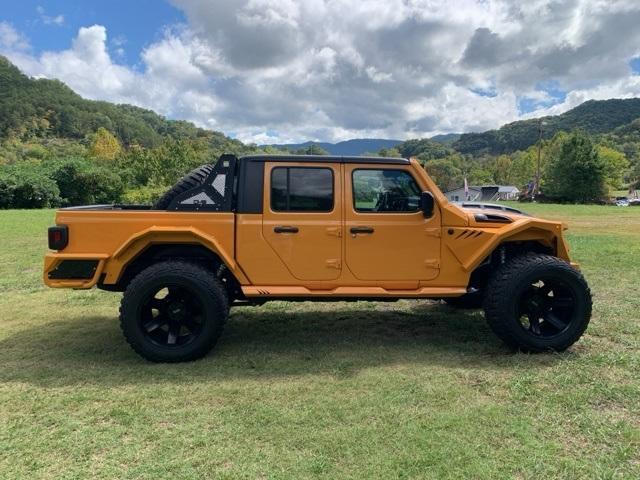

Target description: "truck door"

left=262, top=162, right=342, bottom=281
left=344, top=165, right=441, bottom=282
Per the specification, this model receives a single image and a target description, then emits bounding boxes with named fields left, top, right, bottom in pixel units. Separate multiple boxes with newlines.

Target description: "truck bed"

left=44, top=208, right=236, bottom=289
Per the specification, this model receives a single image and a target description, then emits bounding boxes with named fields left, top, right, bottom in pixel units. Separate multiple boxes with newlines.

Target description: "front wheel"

left=484, top=254, right=592, bottom=352
left=119, top=261, right=229, bottom=362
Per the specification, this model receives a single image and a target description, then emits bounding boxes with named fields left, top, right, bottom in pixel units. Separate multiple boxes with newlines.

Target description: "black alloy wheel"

left=140, top=285, right=205, bottom=348
left=516, top=277, right=576, bottom=337
left=484, top=253, right=592, bottom=352
left=120, top=261, right=229, bottom=362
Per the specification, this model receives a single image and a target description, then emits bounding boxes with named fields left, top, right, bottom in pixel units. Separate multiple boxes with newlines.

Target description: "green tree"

left=49, top=158, right=124, bottom=206
left=424, top=158, right=463, bottom=191
left=545, top=131, right=606, bottom=203
left=597, top=145, right=629, bottom=191
left=293, top=144, right=329, bottom=155
left=0, top=163, right=61, bottom=208
left=378, top=147, right=401, bottom=158
left=492, top=155, right=512, bottom=185
left=509, top=149, right=536, bottom=188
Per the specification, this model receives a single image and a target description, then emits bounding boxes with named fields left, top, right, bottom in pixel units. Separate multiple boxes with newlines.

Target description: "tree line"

left=377, top=126, right=637, bottom=203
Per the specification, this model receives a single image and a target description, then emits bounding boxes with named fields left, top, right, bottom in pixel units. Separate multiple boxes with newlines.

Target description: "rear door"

left=344, top=165, right=441, bottom=283
left=261, top=162, right=342, bottom=281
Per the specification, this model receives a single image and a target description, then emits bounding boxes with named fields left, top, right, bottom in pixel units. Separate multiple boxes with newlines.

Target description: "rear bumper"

left=43, top=253, right=109, bottom=289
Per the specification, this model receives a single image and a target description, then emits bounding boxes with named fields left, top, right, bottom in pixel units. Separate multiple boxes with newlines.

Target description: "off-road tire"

left=484, top=253, right=591, bottom=352
left=153, top=164, right=214, bottom=210
left=120, top=261, right=229, bottom=362
left=445, top=290, right=484, bottom=309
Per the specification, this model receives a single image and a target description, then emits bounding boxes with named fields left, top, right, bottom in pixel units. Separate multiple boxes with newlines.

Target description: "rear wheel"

left=120, top=261, right=228, bottom=362
left=484, top=253, right=591, bottom=352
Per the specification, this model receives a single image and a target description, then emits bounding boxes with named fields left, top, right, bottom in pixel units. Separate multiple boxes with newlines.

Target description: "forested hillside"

left=0, top=56, right=239, bottom=148
left=454, top=98, right=640, bottom=155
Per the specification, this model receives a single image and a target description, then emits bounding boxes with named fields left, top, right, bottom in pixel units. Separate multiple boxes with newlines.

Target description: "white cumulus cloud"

left=2, top=0, right=640, bottom=143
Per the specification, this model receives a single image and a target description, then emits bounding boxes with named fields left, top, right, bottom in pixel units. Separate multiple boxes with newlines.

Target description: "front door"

left=262, top=162, right=342, bottom=281
left=344, top=165, right=441, bottom=283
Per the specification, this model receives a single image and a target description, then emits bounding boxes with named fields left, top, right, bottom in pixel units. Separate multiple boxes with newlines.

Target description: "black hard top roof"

left=239, top=154, right=410, bottom=165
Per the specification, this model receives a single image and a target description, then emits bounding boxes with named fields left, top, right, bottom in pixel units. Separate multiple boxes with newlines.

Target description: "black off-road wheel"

left=484, top=253, right=592, bottom=352
left=153, top=164, right=214, bottom=210
left=119, top=261, right=229, bottom=362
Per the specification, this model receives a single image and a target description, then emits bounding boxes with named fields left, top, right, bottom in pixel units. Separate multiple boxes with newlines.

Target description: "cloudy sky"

left=1, top=0, right=640, bottom=144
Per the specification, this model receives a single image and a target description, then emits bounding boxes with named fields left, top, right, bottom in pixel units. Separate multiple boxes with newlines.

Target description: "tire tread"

left=483, top=253, right=592, bottom=352
left=119, top=260, right=228, bottom=362
left=153, top=164, right=214, bottom=210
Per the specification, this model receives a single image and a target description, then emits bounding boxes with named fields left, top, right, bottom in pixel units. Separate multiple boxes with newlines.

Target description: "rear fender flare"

left=103, top=226, right=249, bottom=285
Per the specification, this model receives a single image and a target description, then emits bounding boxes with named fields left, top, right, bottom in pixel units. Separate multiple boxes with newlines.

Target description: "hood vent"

left=461, top=202, right=529, bottom=216
left=474, top=213, right=512, bottom=223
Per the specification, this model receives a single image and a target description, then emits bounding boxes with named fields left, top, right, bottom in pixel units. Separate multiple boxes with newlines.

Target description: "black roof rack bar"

left=238, top=154, right=410, bottom=165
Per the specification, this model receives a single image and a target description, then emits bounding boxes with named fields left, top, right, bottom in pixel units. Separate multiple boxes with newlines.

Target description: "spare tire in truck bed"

left=154, top=164, right=214, bottom=210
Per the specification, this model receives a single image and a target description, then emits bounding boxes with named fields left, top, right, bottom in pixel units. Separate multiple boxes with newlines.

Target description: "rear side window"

left=271, top=167, right=334, bottom=212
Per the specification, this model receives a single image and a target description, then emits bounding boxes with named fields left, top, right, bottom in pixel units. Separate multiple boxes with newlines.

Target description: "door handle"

left=274, top=225, right=299, bottom=234
left=350, top=226, right=374, bottom=234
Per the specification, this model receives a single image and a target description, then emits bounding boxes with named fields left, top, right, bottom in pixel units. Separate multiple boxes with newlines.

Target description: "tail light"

left=48, top=225, right=68, bottom=250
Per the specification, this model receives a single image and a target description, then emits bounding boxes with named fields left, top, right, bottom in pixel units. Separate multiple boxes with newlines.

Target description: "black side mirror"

left=420, top=191, right=434, bottom=218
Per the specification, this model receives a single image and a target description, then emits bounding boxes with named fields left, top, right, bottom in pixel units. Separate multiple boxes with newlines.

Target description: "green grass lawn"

left=0, top=205, right=639, bottom=479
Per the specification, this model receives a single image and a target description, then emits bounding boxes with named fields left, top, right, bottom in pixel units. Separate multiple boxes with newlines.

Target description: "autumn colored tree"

left=89, top=127, right=122, bottom=161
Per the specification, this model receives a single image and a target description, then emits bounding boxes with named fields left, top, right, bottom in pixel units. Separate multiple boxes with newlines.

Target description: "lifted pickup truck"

left=44, top=154, right=591, bottom=362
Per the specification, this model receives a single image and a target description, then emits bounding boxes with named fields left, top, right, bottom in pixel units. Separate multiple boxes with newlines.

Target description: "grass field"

left=0, top=204, right=639, bottom=479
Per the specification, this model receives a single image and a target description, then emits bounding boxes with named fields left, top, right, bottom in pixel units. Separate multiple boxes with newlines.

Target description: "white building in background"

left=444, top=185, right=520, bottom=202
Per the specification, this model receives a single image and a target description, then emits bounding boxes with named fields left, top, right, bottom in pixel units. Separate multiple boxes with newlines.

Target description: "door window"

left=271, top=167, right=334, bottom=212
left=352, top=169, right=421, bottom=212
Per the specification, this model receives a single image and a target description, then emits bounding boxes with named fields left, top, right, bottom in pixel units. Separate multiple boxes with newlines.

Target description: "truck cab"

left=44, top=154, right=591, bottom=362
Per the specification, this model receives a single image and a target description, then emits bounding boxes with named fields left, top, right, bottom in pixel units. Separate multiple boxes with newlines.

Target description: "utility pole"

left=535, top=118, right=546, bottom=198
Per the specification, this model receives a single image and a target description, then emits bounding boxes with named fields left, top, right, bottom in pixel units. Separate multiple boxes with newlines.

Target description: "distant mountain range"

left=267, top=134, right=461, bottom=156
left=269, top=99, right=640, bottom=157
left=267, top=138, right=402, bottom=156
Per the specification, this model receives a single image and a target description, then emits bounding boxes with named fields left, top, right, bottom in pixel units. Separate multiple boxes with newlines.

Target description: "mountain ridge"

left=453, top=98, right=640, bottom=155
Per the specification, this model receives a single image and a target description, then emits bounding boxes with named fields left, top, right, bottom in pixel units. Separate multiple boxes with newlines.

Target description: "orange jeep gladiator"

left=44, top=154, right=592, bottom=362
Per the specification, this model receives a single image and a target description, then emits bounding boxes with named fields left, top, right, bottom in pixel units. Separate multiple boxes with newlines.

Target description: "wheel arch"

left=459, top=218, right=570, bottom=274
left=99, top=227, right=247, bottom=293
left=463, top=232, right=565, bottom=295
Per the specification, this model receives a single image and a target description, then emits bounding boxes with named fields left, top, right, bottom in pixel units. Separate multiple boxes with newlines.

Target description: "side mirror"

left=420, top=191, right=434, bottom=218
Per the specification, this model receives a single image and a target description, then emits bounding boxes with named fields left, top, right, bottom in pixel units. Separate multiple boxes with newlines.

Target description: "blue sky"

left=1, top=1, right=640, bottom=143
left=1, top=1, right=184, bottom=66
